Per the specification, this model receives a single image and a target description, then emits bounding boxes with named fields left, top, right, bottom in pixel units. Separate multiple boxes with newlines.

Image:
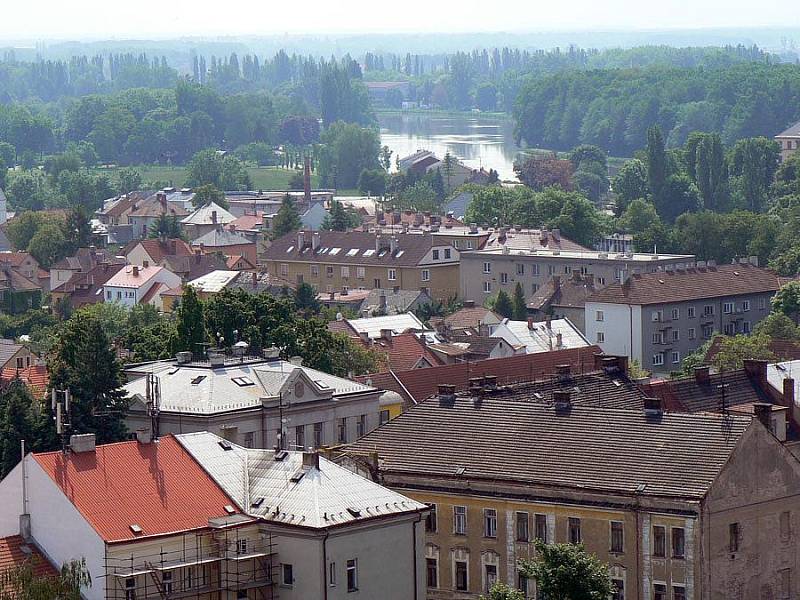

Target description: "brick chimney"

left=743, top=359, right=768, bottom=388
left=438, top=384, right=456, bottom=405
left=553, top=390, right=571, bottom=411
left=753, top=403, right=773, bottom=431
left=303, top=156, right=312, bottom=205
left=527, top=317, right=534, bottom=330
left=132, top=265, right=140, bottom=277
left=694, top=365, right=711, bottom=385
left=783, top=378, right=795, bottom=407
left=380, top=328, right=393, bottom=342
left=211, top=210, right=217, bottom=224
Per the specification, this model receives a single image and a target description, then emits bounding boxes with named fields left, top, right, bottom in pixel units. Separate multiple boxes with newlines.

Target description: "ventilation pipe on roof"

left=438, top=384, right=456, bottom=405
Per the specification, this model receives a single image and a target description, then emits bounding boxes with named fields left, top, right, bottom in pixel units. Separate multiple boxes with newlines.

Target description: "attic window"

left=314, top=380, right=330, bottom=389
left=346, top=248, right=359, bottom=256
left=286, top=246, right=294, bottom=253
left=191, top=375, right=206, bottom=385
left=455, top=466, right=467, bottom=476
left=130, top=524, right=143, bottom=535
left=395, top=250, right=404, bottom=257
left=274, top=450, right=288, bottom=461
left=167, top=368, right=180, bottom=375
left=218, top=440, right=233, bottom=451
left=251, top=497, right=265, bottom=509
left=363, top=249, right=375, bottom=257
left=377, top=249, right=388, bottom=257
left=232, top=376, right=255, bottom=387
left=329, top=248, right=341, bottom=255
left=290, top=469, right=306, bottom=483
left=224, top=505, right=236, bottom=514
left=346, top=507, right=362, bottom=518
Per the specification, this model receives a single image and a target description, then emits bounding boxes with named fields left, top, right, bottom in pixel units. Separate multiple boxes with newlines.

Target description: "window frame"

left=610, top=520, right=624, bottom=554
left=568, top=517, right=582, bottom=544
left=346, top=559, right=358, bottom=592
left=281, top=563, right=294, bottom=587
left=454, top=506, right=467, bottom=535
left=484, top=508, right=497, bottom=538
left=671, top=527, right=686, bottom=559
left=515, top=511, right=529, bottom=543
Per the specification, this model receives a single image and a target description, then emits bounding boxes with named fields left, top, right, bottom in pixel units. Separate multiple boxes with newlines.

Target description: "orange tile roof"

left=371, top=332, right=442, bottom=371
left=0, top=535, right=57, bottom=591
left=1, top=366, right=49, bottom=398
left=33, top=436, right=239, bottom=544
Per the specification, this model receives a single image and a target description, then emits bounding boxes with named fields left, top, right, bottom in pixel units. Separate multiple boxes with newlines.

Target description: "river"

left=377, top=111, right=523, bottom=181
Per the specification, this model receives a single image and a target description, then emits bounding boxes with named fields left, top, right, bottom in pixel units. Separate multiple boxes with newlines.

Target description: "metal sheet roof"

left=491, top=318, right=591, bottom=354
left=347, top=313, right=426, bottom=339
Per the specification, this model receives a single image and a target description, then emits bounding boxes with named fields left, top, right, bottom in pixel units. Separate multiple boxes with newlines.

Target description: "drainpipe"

left=322, top=529, right=330, bottom=600
left=412, top=511, right=423, bottom=600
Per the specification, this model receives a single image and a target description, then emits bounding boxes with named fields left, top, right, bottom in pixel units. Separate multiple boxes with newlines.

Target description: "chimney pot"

left=438, top=384, right=456, bottom=404
left=783, top=377, right=795, bottom=406
left=553, top=390, right=571, bottom=411
left=694, top=365, right=711, bottom=385
left=380, top=328, right=393, bottom=341
left=556, top=364, right=571, bottom=380
left=132, top=265, right=140, bottom=277
left=302, top=450, right=320, bottom=469
left=643, top=396, right=664, bottom=416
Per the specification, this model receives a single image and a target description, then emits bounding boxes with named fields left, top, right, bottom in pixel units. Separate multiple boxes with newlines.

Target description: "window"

left=654, top=584, right=667, bottom=600
left=329, top=562, right=336, bottom=586
left=596, top=332, right=605, bottom=343
left=653, top=525, right=666, bottom=557
left=483, top=262, right=491, bottom=274
left=455, top=559, right=468, bottom=591
left=596, top=310, right=605, bottom=322
left=425, top=504, right=438, bottom=532
left=518, top=574, right=529, bottom=597
left=388, top=268, right=397, bottom=281
left=380, top=410, right=390, bottom=425
left=433, top=249, right=440, bottom=260
left=356, top=266, right=365, bottom=279
left=117, top=291, right=122, bottom=300
left=162, top=572, right=173, bottom=594
left=688, top=306, right=696, bottom=318
left=652, top=353, right=664, bottom=366
left=672, top=329, right=680, bottom=341
left=532, top=264, right=540, bottom=276
left=426, top=558, right=438, bottom=588
left=454, top=506, right=467, bottom=534
left=742, top=300, right=750, bottom=312
left=568, top=517, right=581, bottom=544
left=671, top=308, right=679, bottom=320
left=484, top=564, right=497, bottom=592
left=723, top=302, right=734, bottom=314
left=612, top=579, right=625, bottom=600
left=281, top=563, right=294, bottom=586
left=244, top=432, right=254, bottom=448
left=743, top=321, right=751, bottom=334
left=729, top=522, right=740, bottom=552
left=16, top=357, right=24, bottom=369
left=517, top=263, right=525, bottom=275
left=313, top=422, right=323, bottom=447
left=759, top=298, right=767, bottom=310
left=610, top=521, right=624, bottom=553
left=781, top=511, right=791, bottom=541
left=672, top=527, right=685, bottom=558
left=484, top=508, right=497, bottom=538
left=688, top=328, right=696, bottom=340
left=652, top=332, right=663, bottom=344
left=652, top=310, right=663, bottom=322
left=236, top=538, right=248, bottom=554
left=373, top=278, right=381, bottom=288
left=341, top=266, right=350, bottom=278
left=564, top=265, right=573, bottom=274
left=548, top=265, right=556, bottom=275
left=532, top=283, right=538, bottom=293
left=535, top=514, right=548, bottom=543
left=311, top=264, right=319, bottom=277
left=338, top=417, right=347, bottom=443
left=673, top=586, right=686, bottom=600
left=597, top=276, right=606, bottom=285
left=516, top=512, right=529, bottom=542
left=483, top=281, right=492, bottom=293
left=702, top=324, right=714, bottom=339
left=703, top=304, right=714, bottom=316
left=280, top=263, right=288, bottom=276
left=466, top=241, right=474, bottom=250
left=125, top=577, right=136, bottom=600
left=356, top=415, right=366, bottom=438
left=724, top=322, right=736, bottom=335
left=780, top=568, right=791, bottom=599
left=326, top=266, right=334, bottom=277
left=421, top=269, right=430, bottom=282
left=672, top=351, right=680, bottom=364
left=346, top=559, right=358, bottom=592
left=445, top=248, right=451, bottom=259
left=500, top=272, right=509, bottom=285
left=106, top=290, right=112, bottom=300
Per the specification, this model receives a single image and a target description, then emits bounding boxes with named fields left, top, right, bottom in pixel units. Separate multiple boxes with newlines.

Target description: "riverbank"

left=375, top=108, right=509, bottom=119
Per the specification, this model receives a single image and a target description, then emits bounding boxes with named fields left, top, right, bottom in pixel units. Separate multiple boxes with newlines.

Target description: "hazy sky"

left=0, top=0, right=798, bottom=40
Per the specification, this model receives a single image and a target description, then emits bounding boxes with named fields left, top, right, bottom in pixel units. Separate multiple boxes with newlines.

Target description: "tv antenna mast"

left=145, top=372, right=161, bottom=442
left=52, top=389, right=72, bottom=454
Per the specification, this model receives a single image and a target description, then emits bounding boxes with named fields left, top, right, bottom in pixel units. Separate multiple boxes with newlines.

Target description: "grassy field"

left=93, top=165, right=323, bottom=191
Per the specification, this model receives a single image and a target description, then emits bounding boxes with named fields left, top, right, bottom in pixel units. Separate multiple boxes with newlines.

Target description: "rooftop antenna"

left=52, top=389, right=72, bottom=454
left=145, top=372, right=161, bottom=443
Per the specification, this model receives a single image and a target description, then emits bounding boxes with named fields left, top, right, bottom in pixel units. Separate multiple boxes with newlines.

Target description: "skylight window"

left=191, top=375, right=206, bottom=385
left=363, top=249, right=375, bottom=257
left=346, top=248, right=359, bottom=256
left=130, top=524, right=143, bottom=534
left=347, top=507, right=362, bottom=518
left=329, top=248, right=341, bottom=255
left=286, top=246, right=294, bottom=253
left=290, top=469, right=306, bottom=483
left=274, top=450, right=288, bottom=461
left=377, top=249, right=388, bottom=257
left=224, top=505, right=236, bottom=514
left=231, top=376, right=255, bottom=387
left=251, top=497, right=265, bottom=508
left=314, top=380, right=330, bottom=389
left=218, top=440, right=233, bottom=451
left=395, top=250, right=404, bottom=257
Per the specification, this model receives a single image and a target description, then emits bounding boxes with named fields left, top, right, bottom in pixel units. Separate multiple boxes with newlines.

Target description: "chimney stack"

left=527, top=317, right=534, bottom=330
left=438, top=384, right=456, bottom=405
left=783, top=378, right=795, bottom=407
left=753, top=403, right=773, bottom=432
left=380, top=328, right=393, bottom=342
left=302, top=450, right=320, bottom=469
left=70, top=433, right=96, bottom=453
left=312, top=231, right=321, bottom=251
left=211, top=210, right=217, bottom=224
left=643, top=397, right=664, bottom=417
left=297, top=231, right=305, bottom=250
left=132, top=265, right=140, bottom=277
left=556, top=364, right=571, bottom=380
left=743, top=359, right=768, bottom=387
left=553, top=390, right=571, bottom=411
left=379, top=293, right=387, bottom=311
left=694, top=365, right=711, bottom=385
left=303, top=156, right=312, bottom=205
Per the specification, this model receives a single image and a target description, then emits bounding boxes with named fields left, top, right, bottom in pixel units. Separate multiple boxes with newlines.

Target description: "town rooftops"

left=181, top=202, right=236, bottom=225
left=31, top=436, right=241, bottom=543
left=104, top=265, right=166, bottom=289
left=0, top=535, right=58, bottom=587
left=370, top=331, right=442, bottom=371
left=346, top=313, right=426, bottom=340
left=348, top=388, right=754, bottom=500
left=264, top=230, right=454, bottom=268
left=442, top=306, right=502, bottom=330
left=128, top=193, right=189, bottom=218
left=188, top=270, right=241, bottom=294
left=777, top=120, right=800, bottom=138
left=124, top=238, right=193, bottom=264
left=51, top=263, right=125, bottom=305
left=177, top=432, right=426, bottom=529
left=588, top=263, right=782, bottom=306
left=124, top=357, right=376, bottom=415
left=491, top=317, right=591, bottom=354
left=192, top=227, right=252, bottom=247
left=528, top=272, right=600, bottom=310
left=469, top=244, right=693, bottom=261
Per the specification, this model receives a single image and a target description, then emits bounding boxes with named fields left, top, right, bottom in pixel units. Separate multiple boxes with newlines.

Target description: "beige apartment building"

left=776, top=120, right=800, bottom=162
left=348, top=363, right=800, bottom=600
left=263, top=230, right=461, bottom=301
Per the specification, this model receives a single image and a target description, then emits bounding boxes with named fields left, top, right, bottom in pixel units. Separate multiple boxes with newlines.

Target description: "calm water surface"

left=378, top=112, right=523, bottom=181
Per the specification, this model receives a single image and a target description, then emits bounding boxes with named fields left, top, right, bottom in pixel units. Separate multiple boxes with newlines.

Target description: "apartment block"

left=586, top=262, right=782, bottom=373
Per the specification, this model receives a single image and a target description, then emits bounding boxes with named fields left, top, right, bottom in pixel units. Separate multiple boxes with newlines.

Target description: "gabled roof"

left=177, top=432, right=426, bottom=529
left=390, top=345, right=602, bottom=404
left=588, top=264, right=782, bottom=306
left=492, top=318, right=590, bottom=354
left=32, top=436, right=240, bottom=543
left=128, top=194, right=189, bottom=218
left=0, top=535, right=58, bottom=589
left=0, top=340, right=25, bottom=367
left=229, top=212, right=265, bottom=231
left=371, top=332, right=441, bottom=371
left=97, top=191, right=152, bottom=218
left=188, top=270, right=241, bottom=293
left=349, top=391, right=753, bottom=500
left=347, top=313, right=426, bottom=340
left=644, top=369, right=772, bottom=414
left=0, top=252, right=37, bottom=268
left=777, top=120, right=800, bottom=138
left=126, top=239, right=193, bottom=264
left=358, top=288, right=431, bottom=316
left=0, top=268, right=40, bottom=292
left=528, top=273, right=599, bottom=310
left=1, top=365, right=49, bottom=398
left=443, top=306, right=502, bottom=330
left=193, top=227, right=252, bottom=247
left=104, top=265, right=165, bottom=289
left=181, top=202, right=235, bottom=226
left=51, top=263, right=125, bottom=306
left=163, top=253, right=228, bottom=280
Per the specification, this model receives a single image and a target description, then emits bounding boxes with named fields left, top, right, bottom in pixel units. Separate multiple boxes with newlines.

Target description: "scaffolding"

left=104, top=519, right=278, bottom=600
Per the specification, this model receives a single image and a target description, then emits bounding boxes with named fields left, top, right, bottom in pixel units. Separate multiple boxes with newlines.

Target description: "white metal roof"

left=124, top=359, right=375, bottom=415
left=176, top=432, right=426, bottom=529
left=347, top=313, right=426, bottom=339
left=491, top=318, right=591, bottom=354
left=187, top=270, right=240, bottom=293
left=181, top=202, right=236, bottom=225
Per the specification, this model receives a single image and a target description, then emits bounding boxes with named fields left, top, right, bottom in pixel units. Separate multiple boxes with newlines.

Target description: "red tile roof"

left=0, top=535, right=57, bottom=590
left=371, top=332, right=442, bottom=372
left=443, top=306, right=501, bottom=330
left=33, top=436, right=239, bottom=544
left=389, top=345, right=603, bottom=403
left=588, top=264, right=782, bottom=306
left=1, top=366, right=49, bottom=398
left=125, top=239, right=193, bottom=265
left=229, top=212, right=264, bottom=230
